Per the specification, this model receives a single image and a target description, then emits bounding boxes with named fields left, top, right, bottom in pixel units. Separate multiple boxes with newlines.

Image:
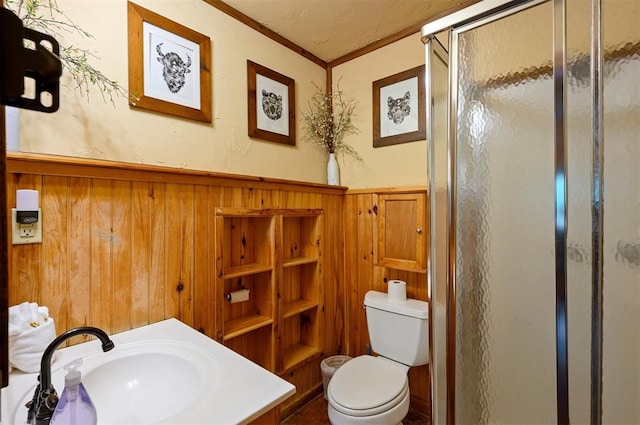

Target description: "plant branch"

left=5, top=0, right=136, bottom=105
left=301, top=82, right=362, bottom=161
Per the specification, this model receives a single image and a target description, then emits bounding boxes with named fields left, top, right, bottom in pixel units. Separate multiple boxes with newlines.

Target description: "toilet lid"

left=328, top=356, right=408, bottom=415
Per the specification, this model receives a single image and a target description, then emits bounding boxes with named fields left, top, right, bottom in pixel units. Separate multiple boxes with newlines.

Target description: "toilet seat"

left=327, top=356, right=408, bottom=417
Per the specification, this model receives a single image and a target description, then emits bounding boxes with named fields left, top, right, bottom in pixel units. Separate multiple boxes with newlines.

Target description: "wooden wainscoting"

left=5, top=153, right=345, bottom=415
left=344, top=186, right=431, bottom=415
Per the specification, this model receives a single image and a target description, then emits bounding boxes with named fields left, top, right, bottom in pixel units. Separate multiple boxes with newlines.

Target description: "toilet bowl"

left=326, top=290, right=429, bottom=424
left=327, top=355, right=410, bottom=425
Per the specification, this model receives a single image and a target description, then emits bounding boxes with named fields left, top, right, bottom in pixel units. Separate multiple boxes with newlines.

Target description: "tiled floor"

left=282, top=394, right=431, bottom=425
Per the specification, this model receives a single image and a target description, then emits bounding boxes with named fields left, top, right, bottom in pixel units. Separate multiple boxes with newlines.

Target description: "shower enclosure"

left=423, top=0, right=639, bottom=423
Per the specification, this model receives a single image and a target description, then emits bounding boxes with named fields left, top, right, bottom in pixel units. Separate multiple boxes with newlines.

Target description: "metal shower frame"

left=421, top=0, right=604, bottom=423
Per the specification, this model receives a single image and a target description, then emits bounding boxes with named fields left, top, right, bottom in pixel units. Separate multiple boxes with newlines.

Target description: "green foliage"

left=301, top=83, right=361, bottom=161
left=5, top=0, right=136, bottom=104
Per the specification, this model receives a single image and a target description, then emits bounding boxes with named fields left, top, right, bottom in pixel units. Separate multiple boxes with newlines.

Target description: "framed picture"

left=247, top=60, right=295, bottom=145
left=128, top=2, right=211, bottom=123
left=372, top=65, right=426, bottom=147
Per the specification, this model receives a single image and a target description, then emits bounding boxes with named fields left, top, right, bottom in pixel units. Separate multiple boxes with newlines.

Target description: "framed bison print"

left=247, top=60, right=296, bottom=145
left=373, top=65, right=425, bottom=147
left=128, top=2, right=211, bottom=123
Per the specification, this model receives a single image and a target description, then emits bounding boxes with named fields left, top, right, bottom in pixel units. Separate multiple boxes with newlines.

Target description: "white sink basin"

left=81, top=341, right=216, bottom=424
left=1, top=319, right=295, bottom=424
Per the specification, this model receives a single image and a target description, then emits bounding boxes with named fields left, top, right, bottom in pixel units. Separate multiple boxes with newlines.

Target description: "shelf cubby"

left=281, top=310, right=321, bottom=372
left=282, top=214, right=320, bottom=264
left=224, top=325, right=273, bottom=370
left=222, top=270, right=273, bottom=338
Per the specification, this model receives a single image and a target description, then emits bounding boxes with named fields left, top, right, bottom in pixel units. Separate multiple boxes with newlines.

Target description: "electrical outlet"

left=12, top=208, right=42, bottom=244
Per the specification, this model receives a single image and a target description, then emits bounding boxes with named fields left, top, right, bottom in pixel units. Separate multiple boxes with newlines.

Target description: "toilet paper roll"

left=387, top=280, right=406, bottom=302
left=226, top=289, right=250, bottom=304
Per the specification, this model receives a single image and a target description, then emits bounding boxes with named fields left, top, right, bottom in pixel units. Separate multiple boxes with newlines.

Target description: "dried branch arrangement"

left=301, top=83, right=361, bottom=161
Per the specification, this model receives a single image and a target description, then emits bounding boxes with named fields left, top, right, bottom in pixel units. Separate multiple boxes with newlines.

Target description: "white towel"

left=8, top=302, right=57, bottom=373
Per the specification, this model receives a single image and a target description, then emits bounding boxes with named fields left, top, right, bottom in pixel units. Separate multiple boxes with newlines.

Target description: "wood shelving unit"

left=278, top=211, right=323, bottom=373
left=214, top=208, right=323, bottom=377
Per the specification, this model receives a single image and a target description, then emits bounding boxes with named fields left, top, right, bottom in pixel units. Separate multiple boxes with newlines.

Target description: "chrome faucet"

left=26, top=326, right=114, bottom=425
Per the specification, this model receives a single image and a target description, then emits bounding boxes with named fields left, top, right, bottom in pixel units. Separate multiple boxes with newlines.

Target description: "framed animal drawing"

left=127, top=2, right=211, bottom=123
left=247, top=60, right=296, bottom=145
left=372, top=65, right=426, bottom=147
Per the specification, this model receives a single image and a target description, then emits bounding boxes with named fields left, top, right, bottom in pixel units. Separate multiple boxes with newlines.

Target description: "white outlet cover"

left=11, top=208, right=42, bottom=244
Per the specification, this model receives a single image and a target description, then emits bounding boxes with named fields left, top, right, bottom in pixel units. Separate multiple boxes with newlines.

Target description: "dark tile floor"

left=282, top=394, right=430, bottom=425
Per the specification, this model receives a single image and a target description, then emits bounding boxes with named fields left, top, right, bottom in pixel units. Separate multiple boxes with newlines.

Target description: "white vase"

left=327, top=153, right=340, bottom=186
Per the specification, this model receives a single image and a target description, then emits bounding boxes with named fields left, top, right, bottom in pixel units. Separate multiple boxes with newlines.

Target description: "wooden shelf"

left=224, top=263, right=273, bottom=279
left=224, top=314, right=273, bottom=341
left=283, top=343, right=322, bottom=372
left=283, top=299, right=318, bottom=319
left=283, top=256, right=318, bottom=268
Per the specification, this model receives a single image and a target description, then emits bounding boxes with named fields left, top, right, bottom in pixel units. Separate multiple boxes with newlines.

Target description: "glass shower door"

left=451, top=2, right=558, bottom=423
left=425, top=0, right=639, bottom=423
left=601, top=1, right=640, bottom=423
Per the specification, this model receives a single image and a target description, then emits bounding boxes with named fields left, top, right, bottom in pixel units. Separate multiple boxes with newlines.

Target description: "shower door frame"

left=422, top=0, right=604, bottom=423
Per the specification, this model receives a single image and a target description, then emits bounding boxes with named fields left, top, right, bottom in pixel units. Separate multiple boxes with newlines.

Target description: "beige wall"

left=15, top=1, right=428, bottom=189
left=331, top=33, right=427, bottom=189
left=17, top=0, right=327, bottom=182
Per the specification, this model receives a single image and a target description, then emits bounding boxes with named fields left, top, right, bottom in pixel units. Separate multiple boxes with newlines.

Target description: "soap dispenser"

left=50, top=358, right=97, bottom=425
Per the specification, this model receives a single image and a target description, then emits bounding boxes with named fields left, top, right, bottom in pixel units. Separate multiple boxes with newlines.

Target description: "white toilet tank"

left=364, top=290, right=429, bottom=366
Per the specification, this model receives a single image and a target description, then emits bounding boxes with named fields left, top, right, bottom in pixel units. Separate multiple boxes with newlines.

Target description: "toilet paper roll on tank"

left=387, top=280, right=407, bottom=302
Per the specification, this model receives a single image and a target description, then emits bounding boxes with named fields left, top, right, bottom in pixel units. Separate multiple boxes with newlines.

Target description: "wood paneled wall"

left=344, top=187, right=431, bottom=414
left=5, top=153, right=345, bottom=416
left=5, top=154, right=431, bottom=417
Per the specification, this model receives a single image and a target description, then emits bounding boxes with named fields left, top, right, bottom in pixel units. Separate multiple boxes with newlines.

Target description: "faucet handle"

left=26, top=384, right=58, bottom=424
left=44, top=389, right=59, bottom=411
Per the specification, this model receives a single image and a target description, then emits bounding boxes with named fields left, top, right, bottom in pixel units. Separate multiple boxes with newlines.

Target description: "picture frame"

left=372, top=65, right=426, bottom=147
left=128, top=2, right=211, bottom=123
left=247, top=60, right=296, bottom=145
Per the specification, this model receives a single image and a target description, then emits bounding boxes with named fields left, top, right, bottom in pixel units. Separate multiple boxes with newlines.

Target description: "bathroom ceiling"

left=219, top=0, right=473, bottom=63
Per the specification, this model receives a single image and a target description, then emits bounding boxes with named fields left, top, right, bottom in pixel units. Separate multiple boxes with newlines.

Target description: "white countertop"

left=1, top=318, right=296, bottom=424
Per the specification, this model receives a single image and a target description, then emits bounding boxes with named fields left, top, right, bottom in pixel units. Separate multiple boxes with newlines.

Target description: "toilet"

left=327, top=290, right=429, bottom=425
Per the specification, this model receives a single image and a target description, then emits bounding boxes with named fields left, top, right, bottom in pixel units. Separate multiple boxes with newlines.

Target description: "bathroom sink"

left=2, top=319, right=295, bottom=424
left=81, top=341, right=215, bottom=424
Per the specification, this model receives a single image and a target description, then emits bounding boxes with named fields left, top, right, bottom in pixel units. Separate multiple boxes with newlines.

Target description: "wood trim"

left=204, top=0, right=480, bottom=73
left=328, top=0, right=481, bottom=68
left=201, top=0, right=327, bottom=69
left=6, top=152, right=347, bottom=194
left=329, top=24, right=425, bottom=69
left=345, top=185, right=427, bottom=195
left=0, top=0, right=7, bottom=388
left=0, top=104, right=8, bottom=388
